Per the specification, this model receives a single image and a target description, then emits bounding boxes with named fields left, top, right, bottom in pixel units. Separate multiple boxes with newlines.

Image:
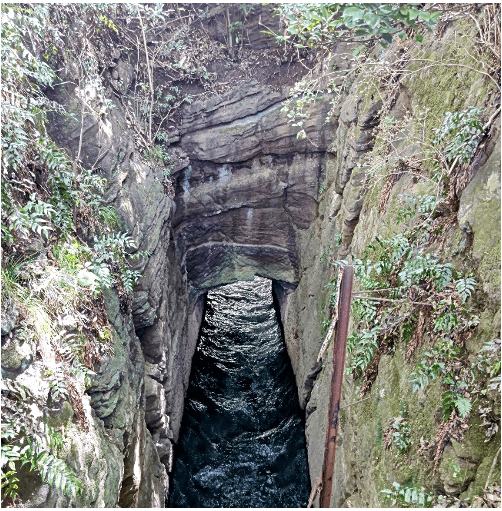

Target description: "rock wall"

left=17, top=6, right=316, bottom=506
left=43, top=67, right=198, bottom=504
left=10, top=4, right=499, bottom=507
left=170, top=13, right=501, bottom=504
left=287, top=134, right=500, bottom=507
left=83, top=9, right=501, bottom=507
left=277, top=20, right=501, bottom=508
left=173, top=87, right=336, bottom=300
left=38, top=11, right=308, bottom=499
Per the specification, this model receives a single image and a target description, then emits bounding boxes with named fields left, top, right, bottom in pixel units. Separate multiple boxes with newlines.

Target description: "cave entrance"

left=169, top=276, right=310, bottom=507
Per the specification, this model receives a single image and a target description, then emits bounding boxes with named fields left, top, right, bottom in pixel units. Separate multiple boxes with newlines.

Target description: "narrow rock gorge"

left=1, top=3, right=500, bottom=508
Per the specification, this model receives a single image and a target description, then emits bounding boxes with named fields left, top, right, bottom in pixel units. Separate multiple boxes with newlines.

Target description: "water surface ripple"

left=169, top=277, right=310, bottom=507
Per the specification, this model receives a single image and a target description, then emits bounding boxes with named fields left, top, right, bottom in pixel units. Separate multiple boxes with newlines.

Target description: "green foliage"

left=433, top=107, right=484, bottom=164
left=77, top=262, right=111, bottom=294
left=399, top=254, right=455, bottom=292
left=120, top=268, right=142, bottom=294
left=431, top=337, right=462, bottom=361
left=98, top=14, right=118, bottom=33
left=1, top=102, right=36, bottom=173
left=1, top=5, right=58, bottom=199
left=442, top=390, right=472, bottom=419
left=396, top=194, right=437, bottom=224
left=93, top=232, right=135, bottom=263
left=409, top=338, right=460, bottom=392
left=455, top=276, right=477, bottom=304
left=7, top=195, right=55, bottom=240
left=402, top=320, right=416, bottom=345
left=1, top=470, right=19, bottom=499
left=0, top=7, right=155, bottom=503
left=409, top=359, right=445, bottom=393
left=274, top=4, right=440, bottom=51
left=69, top=231, right=148, bottom=295
left=324, top=273, right=340, bottom=306
left=353, top=298, right=378, bottom=322
left=389, top=417, right=411, bottom=454
left=155, top=130, right=170, bottom=144
left=146, top=143, right=174, bottom=181
left=53, top=241, right=89, bottom=271
left=281, top=81, right=320, bottom=138
left=1, top=258, right=39, bottom=313
left=346, top=327, right=379, bottom=376
left=433, top=303, right=459, bottom=333
left=320, top=245, right=333, bottom=262
left=339, top=193, right=477, bottom=390
left=1, top=4, right=111, bottom=237
left=475, top=339, right=501, bottom=392
left=381, top=480, right=434, bottom=507
left=42, top=143, right=107, bottom=231
left=1, top=6, right=56, bottom=88
left=352, top=230, right=458, bottom=295
left=46, top=368, right=69, bottom=402
left=1, top=407, right=82, bottom=501
left=97, top=206, right=120, bottom=229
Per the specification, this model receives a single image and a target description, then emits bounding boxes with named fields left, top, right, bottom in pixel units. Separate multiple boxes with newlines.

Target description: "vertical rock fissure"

left=169, top=277, right=310, bottom=508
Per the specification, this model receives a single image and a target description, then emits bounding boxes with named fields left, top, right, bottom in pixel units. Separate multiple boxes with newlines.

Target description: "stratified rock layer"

left=7, top=5, right=498, bottom=508
left=173, top=82, right=337, bottom=302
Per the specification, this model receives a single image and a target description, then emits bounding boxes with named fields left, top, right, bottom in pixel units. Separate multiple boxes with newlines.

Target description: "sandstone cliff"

left=1, top=4, right=500, bottom=508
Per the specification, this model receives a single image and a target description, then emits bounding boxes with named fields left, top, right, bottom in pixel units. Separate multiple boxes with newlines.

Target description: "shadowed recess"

left=169, top=277, right=310, bottom=507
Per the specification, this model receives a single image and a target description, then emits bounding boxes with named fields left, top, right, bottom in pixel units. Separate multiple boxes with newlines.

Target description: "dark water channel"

left=169, top=277, right=310, bottom=507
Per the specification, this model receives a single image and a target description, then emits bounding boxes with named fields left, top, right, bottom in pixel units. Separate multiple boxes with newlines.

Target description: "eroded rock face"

left=179, top=80, right=288, bottom=135
left=277, top=29, right=501, bottom=510
left=26, top=6, right=498, bottom=508
left=173, top=82, right=337, bottom=301
left=10, top=289, right=166, bottom=508
left=44, top=75, right=192, bottom=505
left=41, top=13, right=336, bottom=505
left=179, top=93, right=335, bottom=163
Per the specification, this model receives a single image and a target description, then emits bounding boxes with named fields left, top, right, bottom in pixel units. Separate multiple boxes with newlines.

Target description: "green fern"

left=1, top=420, right=82, bottom=501
left=433, top=305, right=459, bottom=333
left=433, top=107, right=484, bottom=164
left=346, top=327, right=379, bottom=377
left=46, top=369, right=69, bottom=402
left=381, top=480, right=434, bottom=507
left=120, top=267, right=142, bottom=293
left=21, top=437, right=82, bottom=498
left=2, top=376, right=82, bottom=501
left=455, top=277, right=476, bottom=303
left=409, top=359, right=445, bottom=392
left=389, top=418, right=411, bottom=454
left=455, top=396, right=472, bottom=418
left=441, top=391, right=472, bottom=419
left=7, top=194, right=54, bottom=239
left=1, top=470, right=19, bottom=499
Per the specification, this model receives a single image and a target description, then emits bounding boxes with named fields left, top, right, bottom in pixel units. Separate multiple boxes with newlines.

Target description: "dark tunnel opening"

left=168, top=277, right=310, bottom=507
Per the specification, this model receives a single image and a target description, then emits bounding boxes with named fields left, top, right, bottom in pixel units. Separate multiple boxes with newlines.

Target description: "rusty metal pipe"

left=319, top=265, right=354, bottom=508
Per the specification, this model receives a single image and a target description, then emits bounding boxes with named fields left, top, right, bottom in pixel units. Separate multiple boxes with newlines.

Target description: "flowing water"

left=169, top=277, right=310, bottom=507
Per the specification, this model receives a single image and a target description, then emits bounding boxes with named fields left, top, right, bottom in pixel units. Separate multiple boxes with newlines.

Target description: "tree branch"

left=138, top=11, right=154, bottom=143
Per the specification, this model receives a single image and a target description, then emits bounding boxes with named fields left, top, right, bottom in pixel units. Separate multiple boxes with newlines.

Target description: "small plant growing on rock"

left=441, top=389, right=472, bottom=420
left=433, top=107, right=484, bottom=164
left=455, top=276, right=477, bottom=304
left=384, top=417, right=411, bottom=454
left=409, top=358, right=445, bottom=393
left=381, top=480, right=434, bottom=507
left=1, top=382, right=83, bottom=502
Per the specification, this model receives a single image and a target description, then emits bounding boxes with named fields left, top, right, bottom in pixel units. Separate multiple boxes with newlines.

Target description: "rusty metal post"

left=319, top=265, right=354, bottom=508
